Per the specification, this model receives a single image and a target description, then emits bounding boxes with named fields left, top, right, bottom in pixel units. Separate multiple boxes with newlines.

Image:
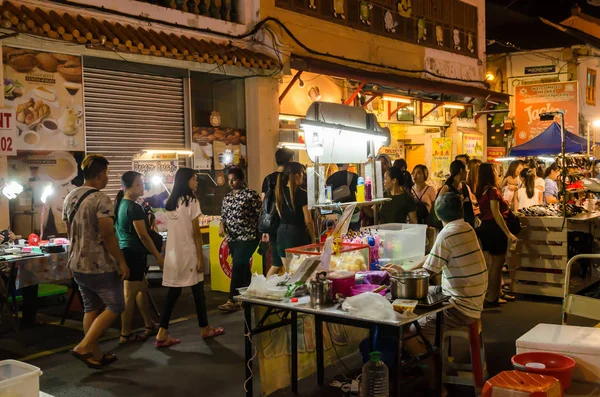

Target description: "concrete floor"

left=1, top=279, right=596, bottom=397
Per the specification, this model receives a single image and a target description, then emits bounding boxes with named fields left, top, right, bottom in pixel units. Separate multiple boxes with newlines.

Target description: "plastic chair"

left=442, top=319, right=488, bottom=392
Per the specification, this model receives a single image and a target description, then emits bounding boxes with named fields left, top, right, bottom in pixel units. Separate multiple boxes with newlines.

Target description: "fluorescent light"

left=443, top=103, right=465, bottom=110
left=538, top=156, right=556, bottom=162
left=278, top=142, right=306, bottom=150
left=279, top=114, right=300, bottom=121
left=145, top=150, right=194, bottom=156
left=297, top=119, right=389, bottom=144
left=592, top=120, right=600, bottom=127
left=381, top=96, right=412, bottom=104
left=40, top=183, right=54, bottom=204
left=494, top=157, right=517, bottom=162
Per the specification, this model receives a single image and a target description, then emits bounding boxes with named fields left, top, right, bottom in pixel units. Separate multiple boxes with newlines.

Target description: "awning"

left=291, top=56, right=509, bottom=103
left=0, top=1, right=278, bottom=70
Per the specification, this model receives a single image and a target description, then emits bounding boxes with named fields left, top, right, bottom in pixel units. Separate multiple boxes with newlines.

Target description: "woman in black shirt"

left=437, top=160, right=476, bottom=227
left=268, top=162, right=316, bottom=277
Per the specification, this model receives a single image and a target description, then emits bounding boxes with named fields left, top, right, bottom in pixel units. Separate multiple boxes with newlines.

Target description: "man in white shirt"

left=385, top=192, right=487, bottom=394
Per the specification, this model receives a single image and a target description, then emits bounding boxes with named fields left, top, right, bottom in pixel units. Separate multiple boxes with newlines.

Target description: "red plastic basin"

left=511, top=351, right=576, bottom=390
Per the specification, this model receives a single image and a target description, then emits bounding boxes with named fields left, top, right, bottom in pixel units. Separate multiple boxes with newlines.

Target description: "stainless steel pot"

left=309, top=271, right=332, bottom=307
left=390, top=271, right=429, bottom=300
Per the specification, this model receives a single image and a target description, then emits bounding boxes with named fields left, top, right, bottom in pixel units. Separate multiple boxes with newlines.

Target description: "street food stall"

left=237, top=103, right=443, bottom=396
left=507, top=121, right=600, bottom=297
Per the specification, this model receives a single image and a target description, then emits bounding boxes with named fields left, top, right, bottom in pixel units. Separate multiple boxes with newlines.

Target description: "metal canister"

left=309, top=271, right=332, bottom=307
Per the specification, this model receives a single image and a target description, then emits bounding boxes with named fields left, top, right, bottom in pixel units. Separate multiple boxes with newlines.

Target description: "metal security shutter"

left=84, top=67, right=186, bottom=198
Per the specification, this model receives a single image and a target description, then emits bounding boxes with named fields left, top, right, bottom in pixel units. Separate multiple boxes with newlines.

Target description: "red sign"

left=0, top=109, right=16, bottom=156
left=514, top=82, right=578, bottom=146
left=217, top=238, right=253, bottom=279
left=486, top=147, right=506, bottom=163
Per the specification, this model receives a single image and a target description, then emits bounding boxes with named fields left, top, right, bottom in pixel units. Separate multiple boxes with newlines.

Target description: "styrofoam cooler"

left=516, top=323, right=600, bottom=384
left=0, top=360, right=42, bottom=397
left=365, top=223, right=427, bottom=264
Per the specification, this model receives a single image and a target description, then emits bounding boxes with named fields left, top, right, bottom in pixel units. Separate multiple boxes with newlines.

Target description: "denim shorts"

left=73, top=271, right=125, bottom=314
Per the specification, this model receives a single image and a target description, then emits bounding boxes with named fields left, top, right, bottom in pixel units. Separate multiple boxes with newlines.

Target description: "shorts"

left=122, top=248, right=147, bottom=282
left=476, top=219, right=508, bottom=256
left=410, top=306, right=476, bottom=341
left=73, top=271, right=125, bottom=314
left=276, top=224, right=310, bottom=260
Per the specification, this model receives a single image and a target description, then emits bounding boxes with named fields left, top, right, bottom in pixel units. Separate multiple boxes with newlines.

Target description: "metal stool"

left=442, top=319, right=488, bottom=392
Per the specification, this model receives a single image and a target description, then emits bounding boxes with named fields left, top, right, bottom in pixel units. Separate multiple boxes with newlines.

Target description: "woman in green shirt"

left=115, top=171, right=164, bottom=343
left=380, top=167, right=418, bottom=224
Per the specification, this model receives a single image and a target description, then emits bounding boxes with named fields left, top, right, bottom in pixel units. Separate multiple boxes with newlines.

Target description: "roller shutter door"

left=84, top=67, right=186, bottom=198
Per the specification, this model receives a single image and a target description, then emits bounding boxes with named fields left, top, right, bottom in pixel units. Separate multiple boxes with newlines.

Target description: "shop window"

left=587, top=68, right=597, bottom=106
left=190, top=72, right=247, bottom=215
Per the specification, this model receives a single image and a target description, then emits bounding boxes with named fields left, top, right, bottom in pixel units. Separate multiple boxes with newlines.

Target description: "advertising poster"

left=431, top=137, right=452, bottom=180
left=191, top=126, right=247, bottom=171
left=132, top=153, right=179, bottom=185
left=462, top=134, right=484, bottom=159
left=486, top=147, right=506, bottom=163
left=7, top=150, right=83, bottom=237
left=514, top=82, right=578, bottom=145
left=4, top=47, right=83, bottom=151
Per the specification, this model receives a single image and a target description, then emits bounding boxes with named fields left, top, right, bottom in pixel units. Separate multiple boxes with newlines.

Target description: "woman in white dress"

left=155, top=168, right=224, bottom=347
left=514, top=168, right=539, bottom=210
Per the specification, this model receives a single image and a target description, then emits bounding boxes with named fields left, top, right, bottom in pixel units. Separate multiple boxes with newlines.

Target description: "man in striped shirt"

left=386, top=193, right=487, bottom=394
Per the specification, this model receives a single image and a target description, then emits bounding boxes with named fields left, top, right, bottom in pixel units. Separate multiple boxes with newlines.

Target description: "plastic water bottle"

left=357, top=177, right=365, bottom=202
left=360, top=351, right=389, bottom=397
left=365, top=177, right=373, bottom=202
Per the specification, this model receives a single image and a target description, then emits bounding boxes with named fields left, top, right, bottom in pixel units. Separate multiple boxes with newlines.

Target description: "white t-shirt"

left=535, top=177, right=545, bottom=205
left=163, top=197, right=204, bottom=287
left=517, top=187, right=539, bottom=210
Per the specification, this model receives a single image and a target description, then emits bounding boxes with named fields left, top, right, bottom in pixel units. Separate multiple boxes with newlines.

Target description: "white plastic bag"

left=246, top=273, right=288, bottom=300
left=342, top=292, right=415, bottom=321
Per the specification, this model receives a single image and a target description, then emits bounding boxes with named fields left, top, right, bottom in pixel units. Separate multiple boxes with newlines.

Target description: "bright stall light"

left=40, top=183, right=54, bottom=204
left=145, top=150, right=194, bottom=156
left=494, top=157, right=517, bottom=162
left=151, top=175, right=163, bottom=186
left=592, top=120, right=600, bottom=127
left=443, top=103, right=466, bottom=110
left=278, top=142, right=306, bottom=150
left=485, top=72, right=495, bottom=81
left=381, top=96, right=412, bottom=104
left=538, top=156, right=556, bottom=162
left=2, top=181, right=23, bottom=200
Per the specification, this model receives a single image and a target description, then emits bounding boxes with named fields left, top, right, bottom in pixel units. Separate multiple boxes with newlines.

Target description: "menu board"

left=3, top=46, right=84, bottom=151
left=132, top=153, right=179, bottom=185
left=431, top=137, right=452, bottom=180
left=462, top=134, right=483, bottom=159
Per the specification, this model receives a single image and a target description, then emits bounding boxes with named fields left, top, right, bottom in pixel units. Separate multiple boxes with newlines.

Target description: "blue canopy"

left=510, top=122, right=585, bottom=156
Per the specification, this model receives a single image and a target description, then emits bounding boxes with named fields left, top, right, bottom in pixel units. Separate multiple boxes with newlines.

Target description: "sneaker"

left=218, top=300, right=241, bottom=313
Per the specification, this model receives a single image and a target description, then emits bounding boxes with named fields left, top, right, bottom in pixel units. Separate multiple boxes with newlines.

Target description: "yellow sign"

left=209, top=220, right=263, bottom=292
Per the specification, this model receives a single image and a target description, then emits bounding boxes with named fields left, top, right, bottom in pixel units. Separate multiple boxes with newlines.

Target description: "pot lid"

left=393, top=270, right=429, bottom=279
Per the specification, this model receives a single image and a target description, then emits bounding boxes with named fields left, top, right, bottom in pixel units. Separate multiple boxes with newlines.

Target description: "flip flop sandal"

left=202, top=327, right=225, bottom=339
left=141, top=326, right=159, bottom=341
left=154, top=337, right=181, bottom=348
left=501, top=293, right=516, bottom=301
left=70, top=350, right=104, bottom=370
left=218, top=301, right=241, bottom=312
left=119, top=333, right=144, bottom=344
left=100, top=353, right=118, bottom=366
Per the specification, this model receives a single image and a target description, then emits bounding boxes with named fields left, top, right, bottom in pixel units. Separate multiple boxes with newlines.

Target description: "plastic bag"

left=342, top=292, right=415, bottom=321
left=246, top=273, right=289, bottom=300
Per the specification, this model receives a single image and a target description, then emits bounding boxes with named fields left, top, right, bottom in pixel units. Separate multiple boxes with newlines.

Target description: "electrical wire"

left=242, top=311, right=258, bottom=393
left=325, top=323, right=355, bottom=377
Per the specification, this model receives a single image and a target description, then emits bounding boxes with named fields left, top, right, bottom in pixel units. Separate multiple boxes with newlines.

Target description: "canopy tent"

left=510, top=122, right=586, bottom=156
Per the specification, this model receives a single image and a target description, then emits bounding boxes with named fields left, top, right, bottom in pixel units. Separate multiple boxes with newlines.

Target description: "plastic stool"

left=482, top=370, right=563, bottom=397
left=442, top=319, right=488, bottom=391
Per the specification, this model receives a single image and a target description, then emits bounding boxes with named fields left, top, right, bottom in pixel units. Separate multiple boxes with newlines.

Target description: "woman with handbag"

left=437, top=160, right=476, bottom=228
left=114, top=171, right=164, bottom=343
left=475, top=163, right=519, bottom=306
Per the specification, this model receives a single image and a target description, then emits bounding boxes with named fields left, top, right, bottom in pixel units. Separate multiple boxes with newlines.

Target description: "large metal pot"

left=309, top=271, right=332, bottom=307
left=390, top=271, right=429, bottom=300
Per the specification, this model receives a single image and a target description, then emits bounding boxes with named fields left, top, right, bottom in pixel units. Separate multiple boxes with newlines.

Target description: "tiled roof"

left=0, top=1, right=278, bottom=70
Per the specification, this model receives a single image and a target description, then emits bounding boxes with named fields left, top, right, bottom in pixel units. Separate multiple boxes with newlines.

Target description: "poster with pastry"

left=191, top=127, right=247, bottom=171
left=3, top=46, right=83, bottom=151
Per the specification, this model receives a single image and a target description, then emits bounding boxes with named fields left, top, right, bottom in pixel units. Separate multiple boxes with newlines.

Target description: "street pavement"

left=1, top=280, right=596, bottom=397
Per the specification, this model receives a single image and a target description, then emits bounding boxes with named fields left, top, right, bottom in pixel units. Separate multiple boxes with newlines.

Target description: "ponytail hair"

left=275, top=162, right=305, bottom=215
left=445, top=160, right=466, bottom=187
left=114, top=171, right=143, bottom=223
left=521, top=168, right=536, bottom=199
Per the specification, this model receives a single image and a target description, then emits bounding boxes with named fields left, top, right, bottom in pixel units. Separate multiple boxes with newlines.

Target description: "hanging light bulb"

left=298, top=78, right=305, bottom=88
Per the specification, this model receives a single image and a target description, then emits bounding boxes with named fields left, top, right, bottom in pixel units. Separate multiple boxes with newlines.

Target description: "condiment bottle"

left=365, top=177, right=372, bottom=202
left=356, top=177, right=365, bottom=202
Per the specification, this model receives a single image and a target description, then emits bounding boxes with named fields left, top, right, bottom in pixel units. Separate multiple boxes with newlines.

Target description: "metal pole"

left=313, top=156, right=321, bottom=244
left=561, top=114, right=567, bottom=224
left=588, top=122, right=591, bottom=157
left=370, top=140, right=379, bottom=225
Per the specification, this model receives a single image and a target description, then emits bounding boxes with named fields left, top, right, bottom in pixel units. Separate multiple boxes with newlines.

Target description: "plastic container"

left=327, top=271, right=355, bottom=297
left=365, top=223, right=427, bottom=264
left=0, top=360, right=42, bottom=397
left=351, top=284, right=386, bottom=296
left=360, top=351, right=389, bottom=397
left=365, top=177, right=373, bottom=202
left=392, top=299, right=418, bottom=314
left=512, top=351, right=576, bottom=390
left=285, top=243, right=370, bottom=273
left=357, top=177, right=365, bottom=202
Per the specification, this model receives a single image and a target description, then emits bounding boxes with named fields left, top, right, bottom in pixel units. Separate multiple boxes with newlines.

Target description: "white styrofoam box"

left=0, top=360, right=42, bottom=397
left=516, top=323, right=600, bottom=384
left=366, top=223, right=427, bottom=264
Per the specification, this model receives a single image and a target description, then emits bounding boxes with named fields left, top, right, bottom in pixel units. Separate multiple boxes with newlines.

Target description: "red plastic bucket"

left=511, top=351, right=576, bottom=390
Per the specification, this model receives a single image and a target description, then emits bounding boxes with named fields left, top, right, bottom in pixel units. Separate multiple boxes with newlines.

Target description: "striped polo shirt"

left=424, top=219, right=488, bottom=318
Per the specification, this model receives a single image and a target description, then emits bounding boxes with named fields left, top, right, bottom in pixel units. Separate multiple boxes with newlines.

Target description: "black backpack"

left=413, top=186, right=431, bottom=225
left=259, top=181, right=280, bottom=234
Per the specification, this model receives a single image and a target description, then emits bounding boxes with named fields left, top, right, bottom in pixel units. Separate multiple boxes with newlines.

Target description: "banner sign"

left=514, top=82, right=578, bottom=146
left=431, top=137, right=452, bottom=180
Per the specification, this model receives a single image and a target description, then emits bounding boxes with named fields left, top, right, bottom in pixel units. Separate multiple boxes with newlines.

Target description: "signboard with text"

left=514, top=81, right=578, bottom=146
left=486, top=147, right=506, bottom=163
left=431, top=137, right=452, bottom=180
left=462, top=133, right=483, bottom=159
left=0, top=109, right=16, bottom=156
